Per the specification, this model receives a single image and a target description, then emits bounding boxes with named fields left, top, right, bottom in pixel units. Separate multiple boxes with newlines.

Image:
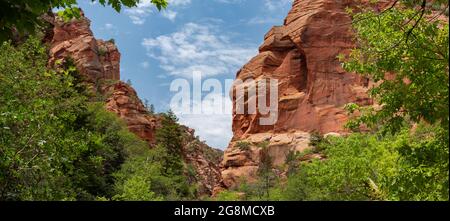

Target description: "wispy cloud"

left=264, top=0, right=294, bottom=11
left=125, top=0, right=191, bottom=24
left=142, top=22, right=257, bottom=78
left=162, top=9, right=178, bottom=21
left=141, top=21, right=256, bottom=149
left=246, top=16, right=280, bottom=25
left=244, top=0, right=293, bottom=26
left=175, top=91, right=233, bottom=149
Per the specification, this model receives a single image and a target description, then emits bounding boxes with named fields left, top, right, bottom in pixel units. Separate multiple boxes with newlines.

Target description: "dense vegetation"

left=0, top=37, right=193, bottom=201
left=216, top=0, right=449, bottom=202
left=113, top=112, right=196, bottom=201
left=0, top=0, right=448, bottom=201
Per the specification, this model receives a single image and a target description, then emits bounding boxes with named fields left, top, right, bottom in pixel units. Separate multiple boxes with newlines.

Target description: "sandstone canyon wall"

left=46, top=12, right=223, bottom=196
left=220, top=0, right=393, bottom=188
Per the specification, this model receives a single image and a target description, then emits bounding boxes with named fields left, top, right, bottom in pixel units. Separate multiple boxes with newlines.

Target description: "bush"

left=0, top=37, right=153, bottom=201
left=236, top=141, right=251, bottom=151
left=283, top=124, right=449, bottom=201
left=214, top=190, right=242, bottom=201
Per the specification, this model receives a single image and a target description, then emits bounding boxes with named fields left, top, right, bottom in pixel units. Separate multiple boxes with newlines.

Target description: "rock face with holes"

left=221, top=0, right=380, bottom=188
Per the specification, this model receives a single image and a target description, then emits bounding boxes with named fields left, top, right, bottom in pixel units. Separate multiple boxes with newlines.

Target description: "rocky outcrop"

left=48, top=11, right=120, bottom=83
left=103, top=82, right=159, bottom=144
left=46, top=11, right=222, bottom=196
left=232, top=0, right=374, bottom=139
left=103, top=81, right=223, bottom=194
left=222, top=131, right=312, bottom=188
left=221, top=0, right=382, bottom=188
left=103, top=81, right=223, bottom=195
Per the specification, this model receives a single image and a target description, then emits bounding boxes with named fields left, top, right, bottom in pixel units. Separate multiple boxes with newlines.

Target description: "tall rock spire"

left=221, top=0, right=380, bottom=188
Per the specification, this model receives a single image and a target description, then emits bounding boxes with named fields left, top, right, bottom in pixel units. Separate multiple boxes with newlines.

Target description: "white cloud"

left=246, top=16, right=280, bottom=25
left=142, top=22, right=257, bottom=78
left=142, top=22, right=255, bottom=149
left=214, top=0, right=245, bottom=3
left=100, top=23, right=119, bottom=35
left=140, top=61, right=150, bottom=69
left=168, top=0, right=192, bottom=6
left=175, top=92, right=233, bottom=149
left=125, top=0, right=154, bottom=25
left=125, top=0, right=191, bottom=24
left=215, top=0, right=293, bottom=9
left=104, top=23, right=114, bottom=29
left=264, top=0, right=293, bottom=11
left=162, top=9, right=178, bottom=21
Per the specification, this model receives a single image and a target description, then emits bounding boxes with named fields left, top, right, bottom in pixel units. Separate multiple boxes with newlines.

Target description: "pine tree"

left=257, top=141, right=275, bottom=200
left=155, top=110, right=184, bottom=177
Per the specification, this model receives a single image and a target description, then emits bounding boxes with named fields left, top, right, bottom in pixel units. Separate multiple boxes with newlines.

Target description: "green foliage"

left=113, top=110, right=195, bottom=201
left=0, top=38, right=143, bottom=200
left=113, top=142, right=194, bottom=201
left=156, top=111, right=184, bottom=177
left=257, top=143, right=275, bottom=199
left=341, top=5, right=449, bottom=134
left=310, top=1, right=450, bottom=202
left=283, top=125, right=449, bottom=201
left=107, top=38, right=115, bottom=44
left=236, top=141, right=251, bottom=151
left=0, top=0, right=168, bottom=42
left=144, top=99, right=155, bottom=114
left=310, top=131, right=324, bottom=148
left=386, top=124, right=449, bottom=200
left=213, top=190, right=242, bottom=201
left=97, top=46, right=108, bottom=56
left=114, top=175, right=162, bottom=201
left=232, top=141, right=279, bottom=201
left=284, top=134, right=397, bottom=201
left=112, top=145, right=176, bottom=201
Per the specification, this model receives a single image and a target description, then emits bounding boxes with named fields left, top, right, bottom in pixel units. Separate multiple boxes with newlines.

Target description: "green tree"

left=283, top=125, right=448, bottom=201
left=156, top=111, right=184, bottom=177
left=256, top=141, right=276, bottom=200
left=321, top=0, right=450, bottom=201
left=0, top=37, right=150, bottom=200
left=144, top=99, right=155, bottom=114
left=341, top=1, right=449, bottom=134
left=114, top=176, right=162, bottom=201
left=114, top=110, right=194, bottom=201
left=0, top=0, right=168, bottom=42
left=213, top=190, right=242, bottom=201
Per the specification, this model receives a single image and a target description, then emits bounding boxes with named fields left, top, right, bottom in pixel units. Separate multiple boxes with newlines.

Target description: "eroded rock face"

left=221, top=131, right=312, bottom=188
left=222, top=0, right=381, bottom=188
left=232, top=0, right=373, bottom=139
left=46, top=12, right=223, bottom=196
left=103, top=82, right=223, bottom=195
left=48, top=12, right=120, bottom=83
left=104, top=82, right=159, bottom=143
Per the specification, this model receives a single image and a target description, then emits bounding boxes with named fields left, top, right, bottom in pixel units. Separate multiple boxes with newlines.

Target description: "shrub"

left=236, top=141, right=251, bottom=151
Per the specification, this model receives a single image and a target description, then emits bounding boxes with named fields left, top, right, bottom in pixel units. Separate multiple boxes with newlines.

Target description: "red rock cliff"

left=232, top=0, right=375, bottom=140
left=48, top=13, right=120, bottom=83
left=221, top=0, right=392, bottom=188
left=46, top=12, right=223, bottom=196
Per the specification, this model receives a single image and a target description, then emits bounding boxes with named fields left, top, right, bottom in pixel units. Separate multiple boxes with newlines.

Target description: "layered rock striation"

left=48, top=12, right=120, bottom=83
left=221, top=0, right=384, bottom=188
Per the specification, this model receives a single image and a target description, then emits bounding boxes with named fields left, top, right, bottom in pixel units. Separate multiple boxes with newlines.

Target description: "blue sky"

left=78, top=0, right=293, bottom=149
